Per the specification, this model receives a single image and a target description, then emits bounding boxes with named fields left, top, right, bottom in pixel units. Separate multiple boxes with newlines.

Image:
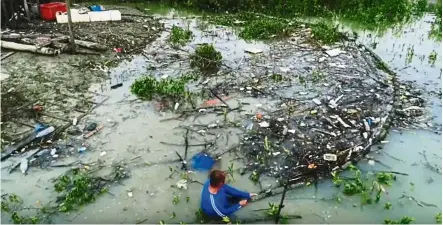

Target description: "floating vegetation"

left=384, top=202, right=392, bottom=210
left=384, top=216, right=415, bottom=224
left=1, top=163, right=130, bottom=223
left=406, top=46, right=415, bottom=64
left=54, top=165, right=130, bottom=212
left=239, top=17, right=292, bottom=40
left=172, top=195, right=180, bottom=204
left=333, top=165, right=397, bottom=205
left=429, top=4, right=442, bottom=41
left=157, top=0, right=429, bottom=32
left=190, top=44, right=222, bottom=72
left=169, top=25, right=193, bottom=47
left=1, top=194, right=44, bottom=224
left=310, top=22, right=342, bottom=44
left=130, top=73, right=199, bottom=101
left=428, top=50, right=438, bottom=65
left=436, top=213, right=442, bottom=224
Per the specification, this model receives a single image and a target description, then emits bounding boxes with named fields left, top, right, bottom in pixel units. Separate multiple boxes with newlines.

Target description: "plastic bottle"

left=36, top=126, right=55, bottom=138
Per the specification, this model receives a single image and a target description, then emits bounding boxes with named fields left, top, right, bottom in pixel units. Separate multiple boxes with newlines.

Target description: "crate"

left=40, top=2, right=67, bottom=21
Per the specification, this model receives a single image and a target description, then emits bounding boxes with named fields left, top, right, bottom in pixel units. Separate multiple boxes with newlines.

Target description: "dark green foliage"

left=147, top=0, right=429, bottom=31
left=130, top=74, right=198, bottom=100
left=190, top=44, right=222, bottom=72
left=310, top=22, right=342, bottom=44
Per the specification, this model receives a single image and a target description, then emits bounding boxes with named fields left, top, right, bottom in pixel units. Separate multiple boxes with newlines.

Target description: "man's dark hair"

left=209, top=170, right=226, bottom=187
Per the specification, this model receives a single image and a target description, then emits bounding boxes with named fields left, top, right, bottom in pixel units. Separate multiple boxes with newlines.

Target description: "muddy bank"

left=0, top=8, right=435, bottom=224
left=0, top=6, right=164, bottom=145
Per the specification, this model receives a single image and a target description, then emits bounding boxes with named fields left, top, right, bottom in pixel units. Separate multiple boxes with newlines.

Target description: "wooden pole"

left=65, top=0, right=76, bottom=53
left=274, top=179, right=289, bottom=224
left=23, top=0, right=30, bottom=21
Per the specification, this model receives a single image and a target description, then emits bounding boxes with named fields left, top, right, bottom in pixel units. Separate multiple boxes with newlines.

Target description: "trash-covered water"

left=1, top=7, right=441, bottom=224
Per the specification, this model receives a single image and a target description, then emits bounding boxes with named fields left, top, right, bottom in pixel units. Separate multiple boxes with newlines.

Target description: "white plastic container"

left=56, top=11, right=68, bottom=23
left=56, top=9, right=120, bottom=23
left=56, top=9, right=90, bottom=23
left=109, top=10, right=121, bottom=21
left=89, top=11, right=111, bottom=22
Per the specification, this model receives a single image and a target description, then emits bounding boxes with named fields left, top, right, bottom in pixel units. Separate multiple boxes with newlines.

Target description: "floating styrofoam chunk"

left=258, top=121, right=270, bottom=128
left=244, top=47, right=263, bottom=54
left=325, top=48, right=345, bottom=57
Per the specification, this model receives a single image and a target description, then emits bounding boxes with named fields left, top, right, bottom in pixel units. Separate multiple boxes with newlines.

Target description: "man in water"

left=200, top=170, right=257, bottom=221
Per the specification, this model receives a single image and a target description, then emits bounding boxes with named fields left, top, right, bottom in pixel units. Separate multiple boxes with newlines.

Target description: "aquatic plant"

left=333, top=165, right=397, bottom=205
left=169, top=25, right=193, bottom=47
left=384, top=216, right=415, bottom=224
left=1, top=194, right=42, bottom=224
left=172, top=195, right=180, bottom=204
left=130, top=73, right=199, bottom=101
left=436, top=213, right=442, bottom=224
left=376, top=172, right=396, bottom=185
left=310, top=22, right=342, bottom=44
left=190, top=44, right=222, bottom=72
left=152, top=0, right=430, bottom=33
left=384, top=202, right=392, bottom=210
left=429, top=4, right=442, bottom=41
left=428, top=50, right=438, bottom=65
left=239, top=17, right=292, bottom=40
left=54, top=166, right=128, bottom=212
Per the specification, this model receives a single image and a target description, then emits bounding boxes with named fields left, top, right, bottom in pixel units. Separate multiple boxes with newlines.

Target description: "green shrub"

left=239, top=17, right=292, bottom=39
left=310, top=22, right=342, bottom=44
left=169, top=25, right=193, bottom=47
left=190, top=44, right=222, bottom=72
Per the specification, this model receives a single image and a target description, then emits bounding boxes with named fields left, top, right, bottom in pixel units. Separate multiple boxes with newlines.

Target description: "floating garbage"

left=191, top=152, right=215, bottom=171
left=258, top=121, right=270, bottom=128
left=323, top=154, right=337, bottom=162
left=176, top=179, right=188, bottom=189
left=244, top=47, right=263, bottom=54
left=20, top=158, right=28, bottom=174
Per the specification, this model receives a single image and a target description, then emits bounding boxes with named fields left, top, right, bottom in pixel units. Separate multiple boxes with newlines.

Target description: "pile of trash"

left=194, top=30, right=424, bottom=184
left=1, top=5, right=163, bottom=56
left=2, top=121, right=105, bottom=175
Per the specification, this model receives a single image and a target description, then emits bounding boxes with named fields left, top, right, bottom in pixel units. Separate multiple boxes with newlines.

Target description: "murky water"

left=1, top=8, right=441, bottom=224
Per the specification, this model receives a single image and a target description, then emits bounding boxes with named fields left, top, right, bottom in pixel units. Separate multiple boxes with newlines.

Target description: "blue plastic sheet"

left=191, top=152, right=215, bottom=171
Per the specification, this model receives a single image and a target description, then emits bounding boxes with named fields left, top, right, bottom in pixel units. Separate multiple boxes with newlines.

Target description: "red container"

left=40, top=2, right=67, bottom=21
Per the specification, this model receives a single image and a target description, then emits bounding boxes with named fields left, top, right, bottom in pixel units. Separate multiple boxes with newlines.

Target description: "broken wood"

left=1, top=52, right=16, bottom=60
left=1, top=41, right=60, bottom=56
left=73, top=39, right=107, bottom=51
left=1, top=33, right=65, bottom=40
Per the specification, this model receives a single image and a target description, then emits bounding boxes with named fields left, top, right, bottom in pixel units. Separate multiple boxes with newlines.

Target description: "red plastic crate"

left=40, top=2, right=67, bottom=21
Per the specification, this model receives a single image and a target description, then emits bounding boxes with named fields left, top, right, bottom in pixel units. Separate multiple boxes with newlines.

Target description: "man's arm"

left=223, top=184, right=250, bottom=200
left=210, top=195, right=242, bottom=217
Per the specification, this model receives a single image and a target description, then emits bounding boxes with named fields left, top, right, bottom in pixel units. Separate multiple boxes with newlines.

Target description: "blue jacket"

left=200, top=180, right=250, bottom=218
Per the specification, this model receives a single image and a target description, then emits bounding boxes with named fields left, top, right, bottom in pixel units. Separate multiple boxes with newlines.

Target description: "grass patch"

left=130, top=73, right=199, bottom=101
left=190, top=44, right=222, bottom=72
left=310, top=22, right=342, bottom=44
left=169, top=25, right=193, bottom=47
